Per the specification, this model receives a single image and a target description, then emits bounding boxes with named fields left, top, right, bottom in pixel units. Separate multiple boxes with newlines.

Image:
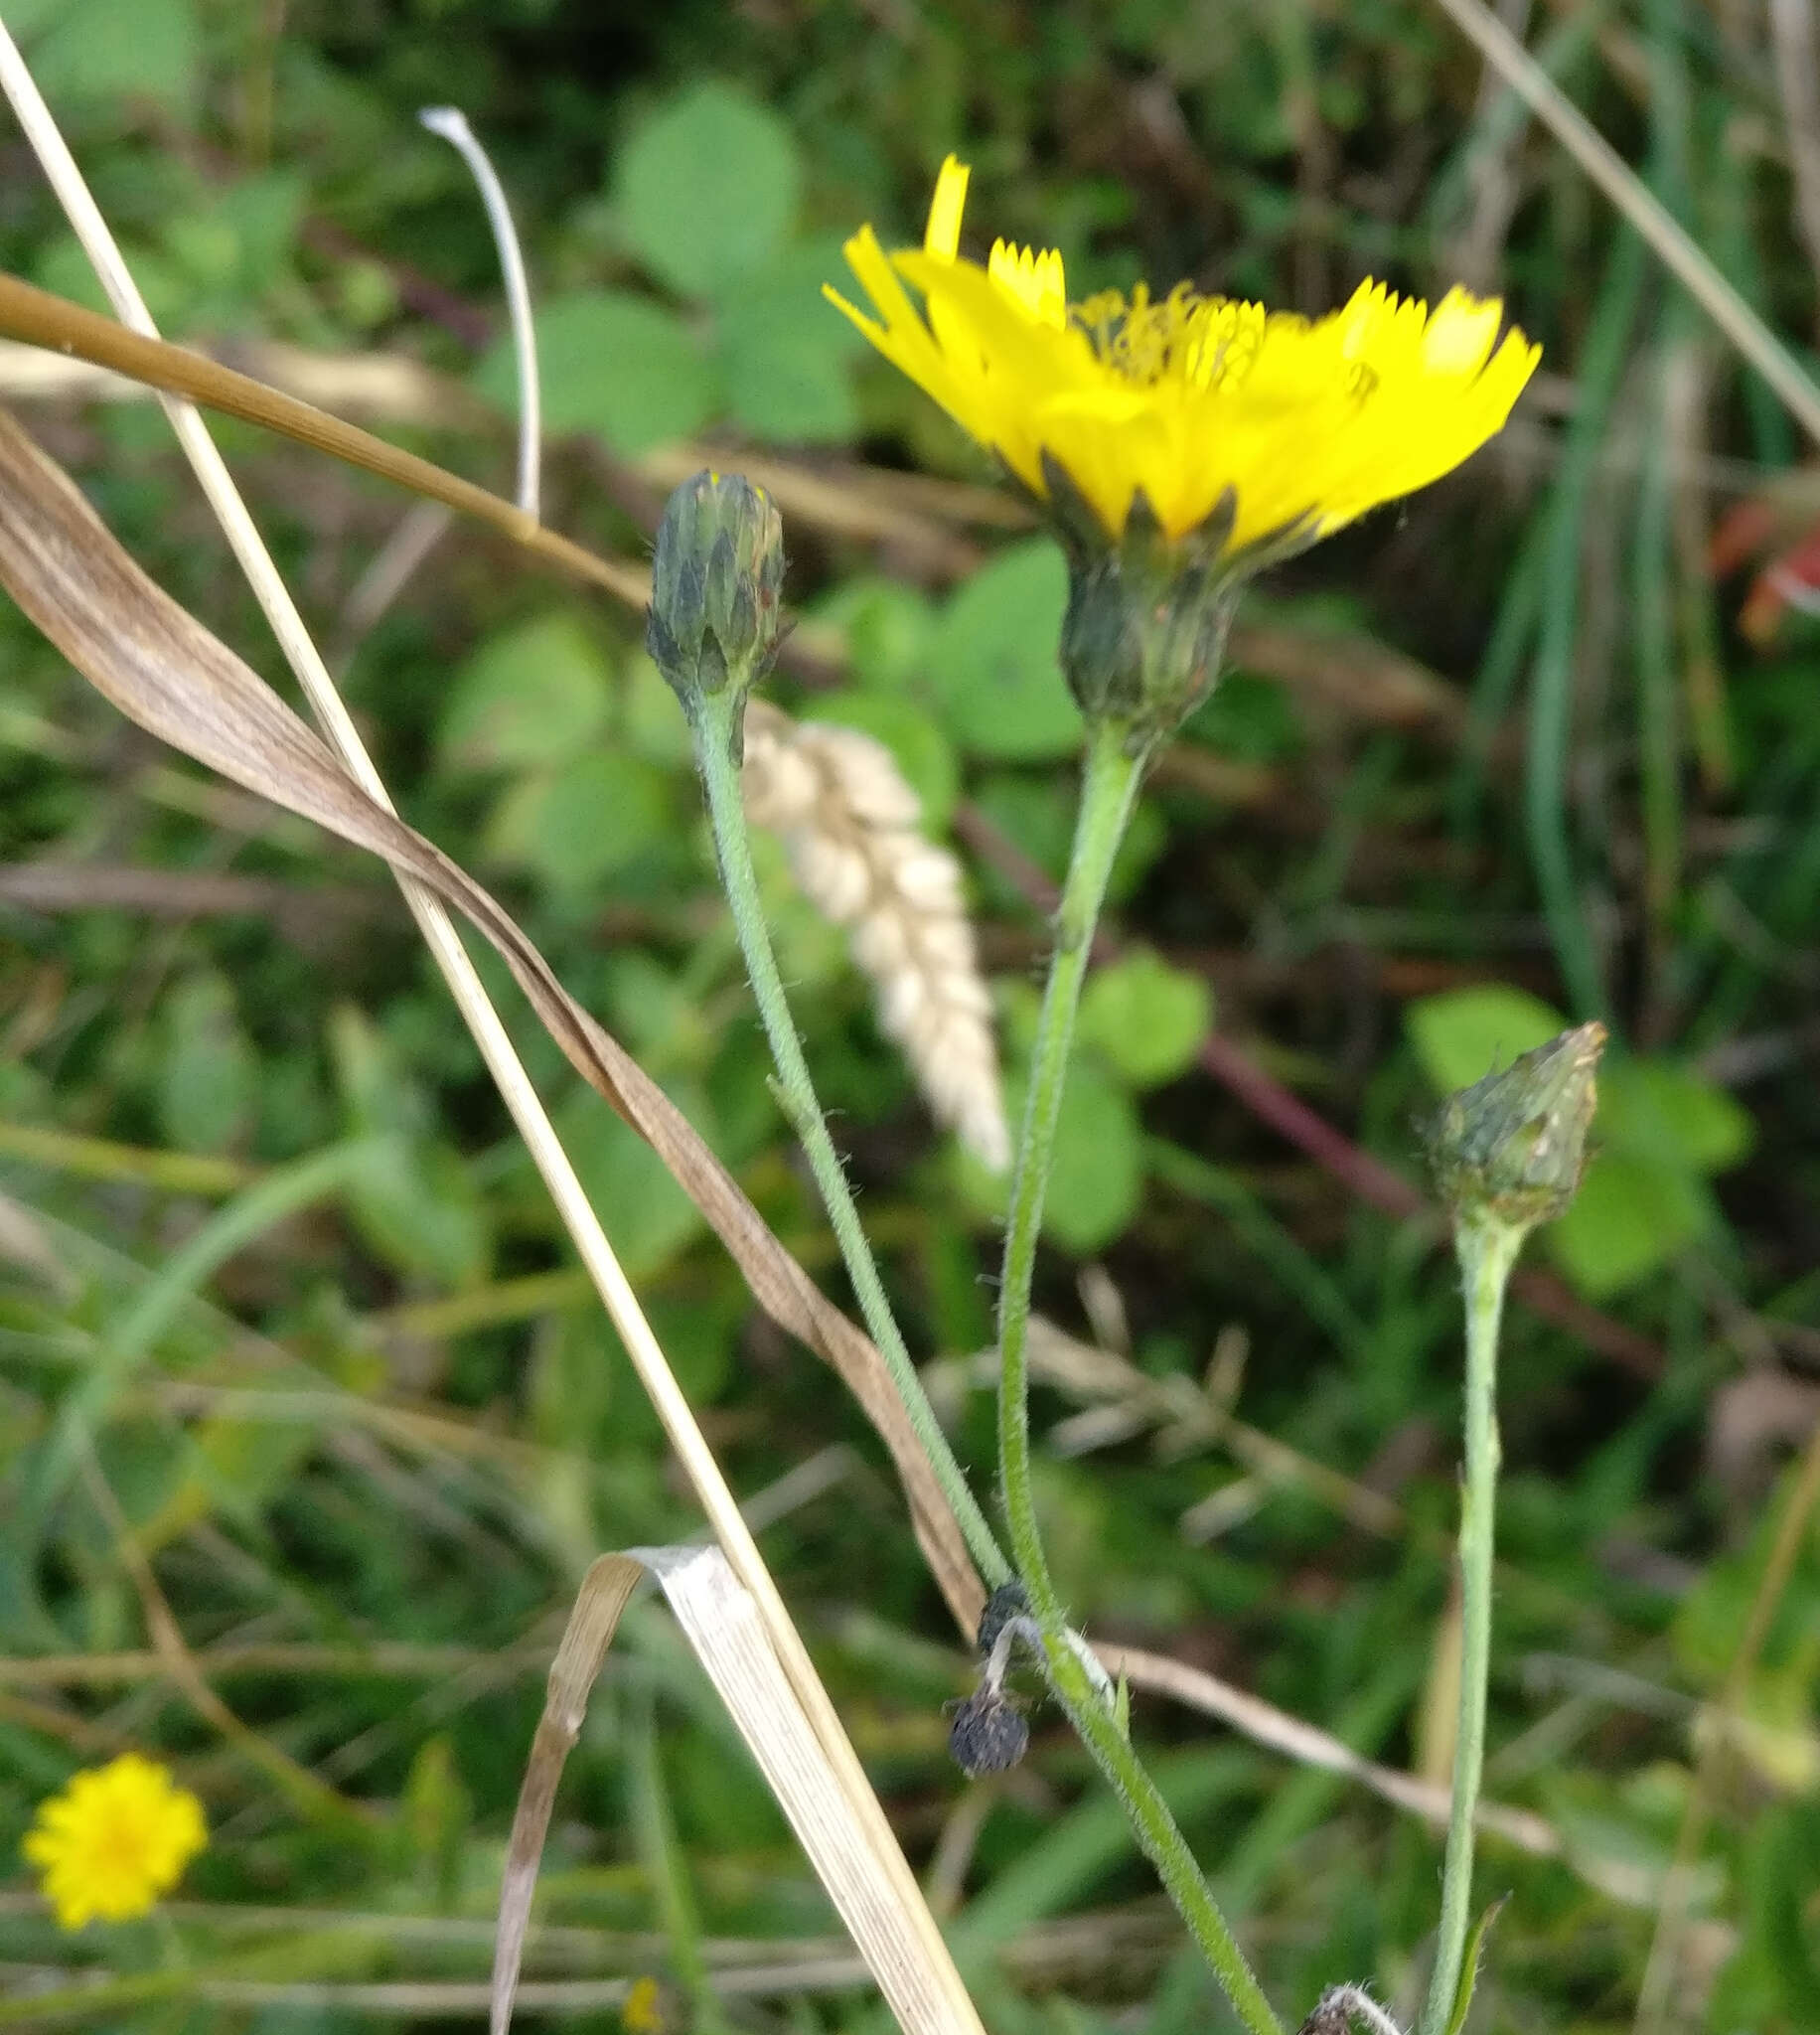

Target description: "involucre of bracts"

left=741, top=702, right=1009, bottom=1172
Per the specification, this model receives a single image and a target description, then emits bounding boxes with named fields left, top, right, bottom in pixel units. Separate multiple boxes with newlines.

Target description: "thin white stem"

left=0, top=36, right=977, bottom=2027
left=419, top=104, right=541, bottom=519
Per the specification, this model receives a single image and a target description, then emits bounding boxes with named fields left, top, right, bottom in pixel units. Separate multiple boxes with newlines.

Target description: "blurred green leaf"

left=328, top=1008, right=490, bottom=1286
left=155, top=972, right=255, bottom=1156
left=970, top=768, right=1164, bottom=907
left=815, top=576, right=938, bottom=693
left=714, top=239, right=866, bottom=443
left=484, top=748, right=676, bottom=893
left=1720, top=1802, right=1820, bottom=2025
left=927, top=541, right=1085, bottom=760
left=1546, top=1154, right=1705, bottom=1301
left=1600, top=1058, right=1754, bottom=1174
left=1182, top=669, right=1306, bottom=763
left=616, top=81, right=802, bottom=298
left=1405, top=984, right=1565, bottom=1098
left=24, top=0, right=200, bottom=115
left=960, top=1053, right=1141, bottom=1253
left=555, top=1086, right=706, bottom=1281
left=1078, top=950, right=1211, bottom=1090
left=479, top=290, right=717, bottom=453
left=439, top=612, right=614, bottom=771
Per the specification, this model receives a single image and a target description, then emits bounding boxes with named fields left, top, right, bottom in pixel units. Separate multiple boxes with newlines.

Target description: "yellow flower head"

left=826, top=156, right=1540, bottom=557
left=22, top=1754, right=207, bottom=1930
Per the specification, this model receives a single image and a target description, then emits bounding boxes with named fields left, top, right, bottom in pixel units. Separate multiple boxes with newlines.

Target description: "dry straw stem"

left=1428, top=0, right=1820, bottom=448
left=0, top=34, right=980, bottom=2032
left=1769, top=0, right=1820, bottom=312
left=742, top=701, right=1009, bottom=1169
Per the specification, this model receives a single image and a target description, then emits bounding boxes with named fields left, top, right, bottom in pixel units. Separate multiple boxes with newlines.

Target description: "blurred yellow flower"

left=22, top=1753, right=207, bottom=1930
left=621, top=1974, right=668, bottom=2033
left=827, top=156, right=1540, bottom=556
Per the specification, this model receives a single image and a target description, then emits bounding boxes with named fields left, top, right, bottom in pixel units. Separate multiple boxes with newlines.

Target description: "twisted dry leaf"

left=495, top=1548, right=986, bottom=2035
left=0, top=400, right=985, bottom=1641
left=743, top=701, right=1008, bottom=1170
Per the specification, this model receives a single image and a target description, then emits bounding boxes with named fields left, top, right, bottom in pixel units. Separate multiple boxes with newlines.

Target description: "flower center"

left=93, top=1806, right=156, bottom=1881
left=1071, top=285, right=1269, bottom=391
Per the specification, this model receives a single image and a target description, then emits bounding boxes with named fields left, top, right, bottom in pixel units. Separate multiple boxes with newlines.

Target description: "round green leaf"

left=484, top=749, right=676, bottom=894
left=1405, top=984, right=1566, bottom=1100
left=811, top=575, right=937, bottom=693
left=927, top=541, right=1085, bottom=760
left=1546, top=1154, right=1706, bottom=1301
left=439, top=613, right=613, bottom=771
left=478, top=290, right=717, bottom=454
left=1598, top=1058, right=1754, bottom=1175
left=1078, top=949, right=1212, bottom=1090
left=616, top=82, right=802, bottom=299
left=714, top=242, right=866, bottom=443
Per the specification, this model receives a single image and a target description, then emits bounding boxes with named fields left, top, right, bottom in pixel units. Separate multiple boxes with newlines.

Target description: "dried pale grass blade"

left=494, top=1548, right=986, bottom=2035
left=742, top=702, right=1008, bottom=1170
left=493, top=1553, right=642, bottom=2035
left=0, top=400, right=983, bottom=1641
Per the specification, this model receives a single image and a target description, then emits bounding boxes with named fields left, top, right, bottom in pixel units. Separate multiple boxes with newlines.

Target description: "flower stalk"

left=647, top=469, right=1008, bottom=1588
left=987, top=711, right=1283, bottom=2035
left=1417, top=1208, right=1521, bottom=2035
left=1418, top=1021, right=1603, bottom=2034
left=686, top=679, right=1010, bottom=1591
left=1041, top=1626, right=1285, bottom=2035
left=995, top=713, right=1149, bottom=1620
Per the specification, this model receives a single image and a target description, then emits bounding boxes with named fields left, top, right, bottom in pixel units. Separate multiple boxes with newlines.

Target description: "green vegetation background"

left=2, top=0, right=1819, bottom=2028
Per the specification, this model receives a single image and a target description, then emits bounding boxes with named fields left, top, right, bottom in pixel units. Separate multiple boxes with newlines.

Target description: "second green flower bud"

left=646, top=469, right=785, bottom=729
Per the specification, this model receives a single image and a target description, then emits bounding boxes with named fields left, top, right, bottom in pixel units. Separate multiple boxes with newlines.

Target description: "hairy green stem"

left=1420, top=1211, right=1525, bottom=2035
left=994, top=715, right=1281, bottom=2035
left=689, top=686, right=1008, bottom=1589
left=1043, top=1631, right=1284, bottom=2035
left=996, top=715, right=1149, bottom=1614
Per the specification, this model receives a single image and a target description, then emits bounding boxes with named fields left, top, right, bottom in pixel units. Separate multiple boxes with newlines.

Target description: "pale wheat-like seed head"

left=742, top=702, right=1008, bottom=1170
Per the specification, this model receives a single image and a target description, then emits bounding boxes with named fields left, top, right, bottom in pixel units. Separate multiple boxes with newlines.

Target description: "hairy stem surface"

left=995, top=714, right=1148, bottom=1614
left=690, top=686, right=1008, bottom=1589
left=993, top=714, right=1282, bottom=2035
left=1421, top=1212, right=1524, bottom=2035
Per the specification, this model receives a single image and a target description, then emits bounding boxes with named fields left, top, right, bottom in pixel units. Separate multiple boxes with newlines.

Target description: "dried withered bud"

left=976, top=1579, right=1031, bottom=1658
left=1294, top=1985, right=1403, bottom=2035
left=1426, top=1021, right=1606, bottom=1234
left=948, top=1686, right=1029, bottom=1778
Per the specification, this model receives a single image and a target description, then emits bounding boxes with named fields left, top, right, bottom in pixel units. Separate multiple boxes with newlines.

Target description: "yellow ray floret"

left=826, top=156, right=1540, bottom=552
left=23, top=1754, right=208, bottom=1930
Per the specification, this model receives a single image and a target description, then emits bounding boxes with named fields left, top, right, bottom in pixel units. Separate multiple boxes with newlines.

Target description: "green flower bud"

left=1427, top=1020, right=1606, bottom=1233
left=645, top=470, right=785, bottom=722
left=1044, top=463, right=1243, bottom=744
